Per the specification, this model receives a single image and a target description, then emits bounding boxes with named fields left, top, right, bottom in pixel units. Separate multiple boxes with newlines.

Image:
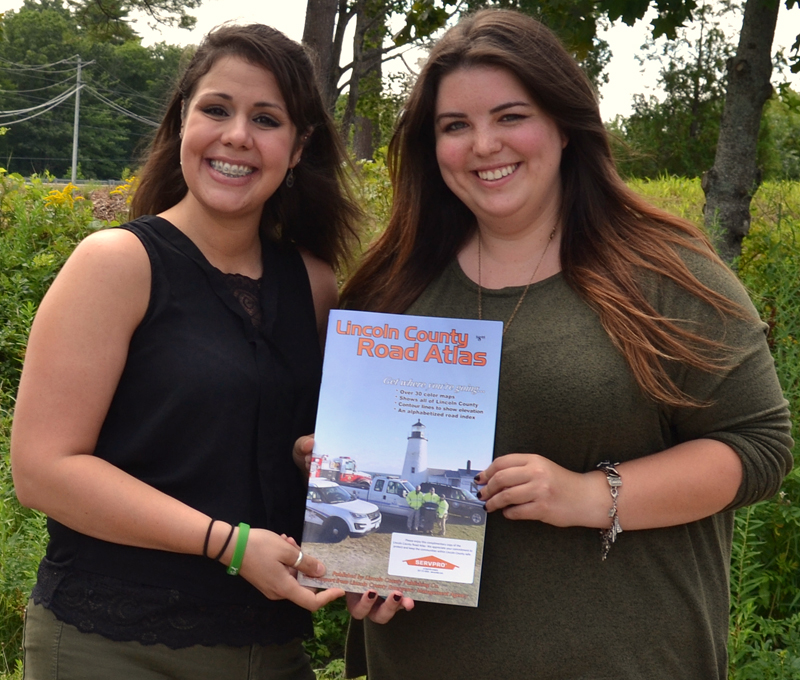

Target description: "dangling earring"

left=285, top=167, right=295, bottom=189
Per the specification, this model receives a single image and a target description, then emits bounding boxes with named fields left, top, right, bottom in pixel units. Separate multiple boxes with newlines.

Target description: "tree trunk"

left=342, top=0, right=385, bottom=158
left=702, top=0, right=778, bottom=263
left=303, top=0, right=349, bottom=113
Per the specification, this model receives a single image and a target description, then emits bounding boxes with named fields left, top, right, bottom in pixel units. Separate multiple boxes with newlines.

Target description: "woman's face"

left=179, top=55, right=301, bottom=226
left=434, top=65, right=567, bottom=235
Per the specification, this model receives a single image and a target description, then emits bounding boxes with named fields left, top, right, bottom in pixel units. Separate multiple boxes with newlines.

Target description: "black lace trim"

left=222, top=272, right=262, bottom=328
left=31, top=558, right=309, bottom=649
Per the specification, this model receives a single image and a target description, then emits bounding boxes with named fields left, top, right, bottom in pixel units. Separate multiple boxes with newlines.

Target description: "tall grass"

left=0, top=173, right=798, bottom=679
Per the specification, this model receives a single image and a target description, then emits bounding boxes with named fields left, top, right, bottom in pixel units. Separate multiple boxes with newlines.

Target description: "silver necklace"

left=477, top=226, right=556, bottom=334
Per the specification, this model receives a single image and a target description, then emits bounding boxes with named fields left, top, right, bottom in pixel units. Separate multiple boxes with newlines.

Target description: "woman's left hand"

left=346, top=590, right=414, bottom=624
left=475, top=454, right=609, bottom=528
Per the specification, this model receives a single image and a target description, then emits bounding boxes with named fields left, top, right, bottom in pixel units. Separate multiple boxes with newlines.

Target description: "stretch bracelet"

left=202, top=519, right=216, bottom=559
left=213, top=524, right=236, bottom=562
left=226, top=523, right=250, bottom=576
left=597, top=461, right=622, bottom=561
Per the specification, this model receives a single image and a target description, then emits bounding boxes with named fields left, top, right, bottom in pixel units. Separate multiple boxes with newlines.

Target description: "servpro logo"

left=403, top=555, right=458, bottom=570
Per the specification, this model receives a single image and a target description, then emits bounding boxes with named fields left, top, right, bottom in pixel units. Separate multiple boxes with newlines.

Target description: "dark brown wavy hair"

left=130, top=23, right=359, bottom=268
left=340, top=9, right=743, bottom=407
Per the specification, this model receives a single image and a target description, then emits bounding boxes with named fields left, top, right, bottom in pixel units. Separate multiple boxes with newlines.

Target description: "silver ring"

left=292, top=551, right=303, bottom=569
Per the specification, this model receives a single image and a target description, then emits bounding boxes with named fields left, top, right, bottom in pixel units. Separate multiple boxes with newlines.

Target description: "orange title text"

left=335, top=320, right=487, bottom=366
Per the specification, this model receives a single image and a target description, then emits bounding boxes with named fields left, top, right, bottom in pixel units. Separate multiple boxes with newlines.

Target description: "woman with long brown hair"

left=341, top=9, right=792, bottom=679
left=11, top=23, right=358, bottom=679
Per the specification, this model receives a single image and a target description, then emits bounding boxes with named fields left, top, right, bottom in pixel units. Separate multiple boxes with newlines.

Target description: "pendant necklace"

left=477, top=226, right=557, bottom=334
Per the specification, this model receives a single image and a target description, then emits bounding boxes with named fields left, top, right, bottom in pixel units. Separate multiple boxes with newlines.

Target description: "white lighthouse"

left=402, top=420, right=428, bottom=486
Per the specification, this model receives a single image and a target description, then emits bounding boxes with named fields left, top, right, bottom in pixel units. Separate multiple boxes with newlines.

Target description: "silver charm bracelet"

left=597, top=460, right=622, bottom=560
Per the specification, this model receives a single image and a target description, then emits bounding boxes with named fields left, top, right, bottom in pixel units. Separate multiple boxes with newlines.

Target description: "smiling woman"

left=339, top=8, right=792, bottom=680
left=433, top=65, right=567, bottom=288
left=10, top=23, right=359, bottom=680
left=163, top=56, right=303, bottom=259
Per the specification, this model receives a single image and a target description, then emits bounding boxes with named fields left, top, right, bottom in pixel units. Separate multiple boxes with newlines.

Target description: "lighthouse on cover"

left=402, top=420, right=428, bottom=486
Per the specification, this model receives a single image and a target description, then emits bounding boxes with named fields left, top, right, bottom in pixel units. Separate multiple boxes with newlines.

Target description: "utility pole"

left=71, top=57, right=81, bottom=184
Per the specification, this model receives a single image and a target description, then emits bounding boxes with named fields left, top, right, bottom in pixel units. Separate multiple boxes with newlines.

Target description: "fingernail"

left=316, top=563, right=325, bottom=576
left=367, top=591, right=377, bottom=600
left=476, top=490, right=482, bottom=500
left=393, top=594, right=401, bottom=602
left=473, top=475, right=481, bottom=482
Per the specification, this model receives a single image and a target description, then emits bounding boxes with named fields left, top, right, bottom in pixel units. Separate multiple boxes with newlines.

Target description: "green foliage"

left=609, top=2, right=800, bottom=182
left=0, top=172, right=99, bottom=676
left=633, top=178, right=800, bottom=677
left=66, top=0, right=200, bottom=40
left=728, top=183, right=800, bottom=678
left=0, top=428, right=47, bottom=678
left=306, top=598, right=351, bottom=672
left=356, top=149, right=394, bottom=245
left=464, top=0, right=614, bottom=87
left=759, top=86, right=800, bottom=180
left=609, top=0, right=733, bottom=178
left=394, top=0, right=456, bottom=45
left=0, top=174, right=98, bottom=402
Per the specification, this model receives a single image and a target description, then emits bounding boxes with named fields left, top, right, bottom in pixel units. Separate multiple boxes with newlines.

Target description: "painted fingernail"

left=476, top=490, right=482, bottom=500
left=393, top=594, right=402, bottom=602
left=367, top=591, right=377, bottom=600
left=473, top=475, right=481, bottom=482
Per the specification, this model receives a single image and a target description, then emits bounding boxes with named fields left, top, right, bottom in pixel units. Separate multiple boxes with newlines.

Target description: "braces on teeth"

left=210, top=160, right=254, bottom=177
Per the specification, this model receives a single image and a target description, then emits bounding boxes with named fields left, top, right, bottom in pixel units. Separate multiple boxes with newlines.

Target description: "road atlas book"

left=299, top=310, right=502, bottom=607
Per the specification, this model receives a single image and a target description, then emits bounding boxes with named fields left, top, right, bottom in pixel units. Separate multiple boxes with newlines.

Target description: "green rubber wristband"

left=226, top=523, right=250, bottom=576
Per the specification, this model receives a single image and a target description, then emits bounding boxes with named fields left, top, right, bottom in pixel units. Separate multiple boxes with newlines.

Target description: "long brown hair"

left=341, top=9, right=743, bottom=407
left=130, top=23, right=360, bottom=268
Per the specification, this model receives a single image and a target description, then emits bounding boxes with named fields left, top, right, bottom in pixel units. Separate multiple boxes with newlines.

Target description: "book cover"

left=299, top=309, right=502, bottom=607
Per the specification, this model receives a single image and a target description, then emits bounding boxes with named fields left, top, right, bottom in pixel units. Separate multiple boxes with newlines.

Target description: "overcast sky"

left=1, top=0, right=798, bottom=120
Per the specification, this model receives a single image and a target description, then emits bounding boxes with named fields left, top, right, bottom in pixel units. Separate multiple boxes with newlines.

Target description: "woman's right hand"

left=220, top=524, right=344, bottom=612
left=346, top=590, right=414, bottom=623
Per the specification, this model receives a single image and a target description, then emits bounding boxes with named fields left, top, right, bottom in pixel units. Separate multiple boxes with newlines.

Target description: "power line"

left=0, top=55, right=81, bottom=71
left=0, top=76, right=76, bottom=93
left=84, top=86, right=159, bottom=127
left=0, top=86, right=80, bottom=124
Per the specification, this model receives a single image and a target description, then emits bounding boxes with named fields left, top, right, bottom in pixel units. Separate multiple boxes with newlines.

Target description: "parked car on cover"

left=420, top=482, right=486, bottom=525
left=304, top=478, right=381, bottom=543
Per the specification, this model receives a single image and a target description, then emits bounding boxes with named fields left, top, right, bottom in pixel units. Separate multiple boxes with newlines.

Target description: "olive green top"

left=346, top=249, right=792, bottom=680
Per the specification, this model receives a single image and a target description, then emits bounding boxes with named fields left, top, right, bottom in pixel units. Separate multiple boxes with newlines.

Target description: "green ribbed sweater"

left=346, top=249, right=793, bottom=680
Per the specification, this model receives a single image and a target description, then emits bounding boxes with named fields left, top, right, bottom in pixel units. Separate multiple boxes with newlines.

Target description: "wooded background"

left=0, top=0, right=798, bottom=260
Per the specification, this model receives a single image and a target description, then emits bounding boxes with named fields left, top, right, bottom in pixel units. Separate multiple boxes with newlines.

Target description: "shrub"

left=0, top=173, right=99, bottom=675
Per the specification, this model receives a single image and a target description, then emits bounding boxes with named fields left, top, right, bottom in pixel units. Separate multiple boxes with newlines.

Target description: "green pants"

left=22, top=601, right=315, bottom=680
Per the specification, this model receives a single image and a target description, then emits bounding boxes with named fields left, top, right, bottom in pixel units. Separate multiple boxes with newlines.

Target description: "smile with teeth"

left=209, top=159, right=255, bottom=178
left=476, top=163, right=519, bottom=181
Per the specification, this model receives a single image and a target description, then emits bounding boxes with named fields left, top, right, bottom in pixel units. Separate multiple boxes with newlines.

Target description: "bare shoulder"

left=298, top=248, right=338, bottom=334
left=68, top=227, right=149, bottom=275
left=39, top=227, right=151, bottom=335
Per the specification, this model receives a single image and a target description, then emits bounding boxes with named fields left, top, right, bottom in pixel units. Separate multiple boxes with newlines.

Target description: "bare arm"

left=11, top=230, right=342, bottom=611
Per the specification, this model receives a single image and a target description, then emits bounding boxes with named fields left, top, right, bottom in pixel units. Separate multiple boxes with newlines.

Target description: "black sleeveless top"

left=32, top=216, right=321, bottom=648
